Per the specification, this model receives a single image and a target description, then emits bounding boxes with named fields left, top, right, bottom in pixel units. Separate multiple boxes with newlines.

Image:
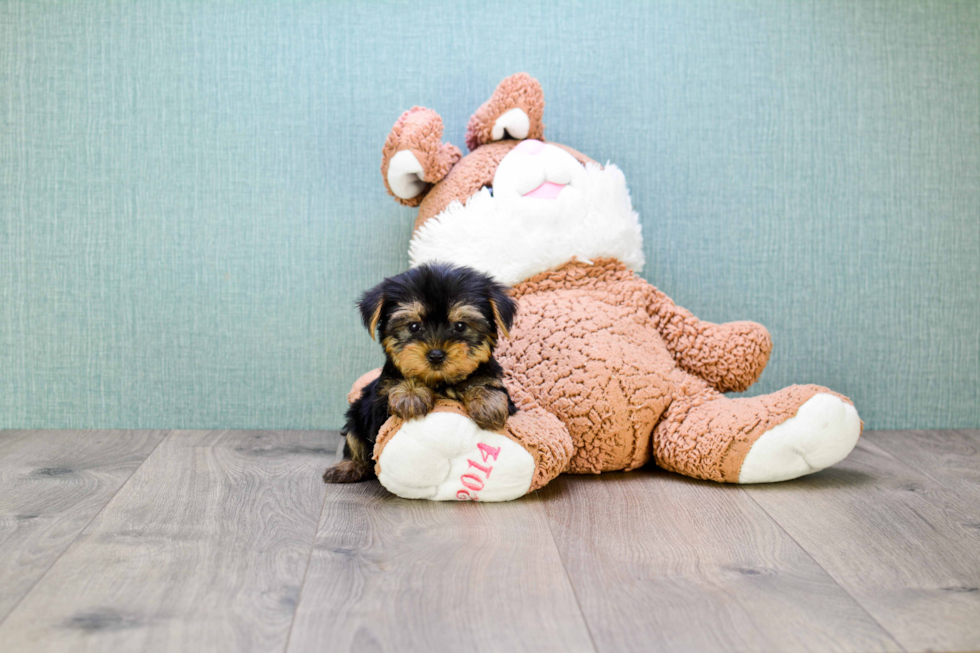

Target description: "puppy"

left=323, top=263, right=518, bottom=484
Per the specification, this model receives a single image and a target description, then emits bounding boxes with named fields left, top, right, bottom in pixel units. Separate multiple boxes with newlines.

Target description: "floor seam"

left=739, top=486, right=908, bottom=653
left=0, top=429, right=173, bottom=630
left=534, top=483, right=602, bottom=653
left=281, top=433, right=333, bottom=653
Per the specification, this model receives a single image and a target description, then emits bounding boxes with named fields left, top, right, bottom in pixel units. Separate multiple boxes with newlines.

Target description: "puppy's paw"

left=388, top=381, right=435, bottom=420
left=463, top=387, right=510, bottom=431
left=323, top=460, right=373, bottom=484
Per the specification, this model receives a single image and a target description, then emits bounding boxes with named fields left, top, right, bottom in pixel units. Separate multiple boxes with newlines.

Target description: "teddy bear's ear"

left=381, top=107, right=462, bottom=207
left=465, top=73, right=545, bottom=152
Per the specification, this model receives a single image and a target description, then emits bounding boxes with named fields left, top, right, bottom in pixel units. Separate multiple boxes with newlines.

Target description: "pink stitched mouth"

left=522, top=181, right=565, bottom=199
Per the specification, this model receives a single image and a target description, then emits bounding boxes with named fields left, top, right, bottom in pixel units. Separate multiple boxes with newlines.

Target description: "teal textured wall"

left=1, top=1, right=977, bottom=430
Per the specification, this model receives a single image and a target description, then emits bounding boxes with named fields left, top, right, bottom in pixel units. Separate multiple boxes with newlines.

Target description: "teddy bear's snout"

left=492, top=141, right=588, bottom=205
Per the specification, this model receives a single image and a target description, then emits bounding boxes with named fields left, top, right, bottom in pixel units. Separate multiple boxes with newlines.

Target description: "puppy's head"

left=358, top=263, right=517, bottom=385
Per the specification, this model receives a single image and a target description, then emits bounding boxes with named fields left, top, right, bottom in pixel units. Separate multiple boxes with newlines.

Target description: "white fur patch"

left=409, top=160, right=645, bottom=286
left=387, top=150, right=426, bottom=200
left=491, top=108, right=530, bottom=141
left=738, top=393, right=861, bottom=483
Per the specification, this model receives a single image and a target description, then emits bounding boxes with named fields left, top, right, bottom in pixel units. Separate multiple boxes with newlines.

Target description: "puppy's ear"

left=357, top=283, right=386, bottom=341
left=487, top=283, right=517, bottom=339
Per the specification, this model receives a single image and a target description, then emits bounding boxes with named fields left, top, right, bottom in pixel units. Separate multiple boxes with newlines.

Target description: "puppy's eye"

left=408, top=322, right=421, bottom=334
left=452, top=322, right=466, bottom=333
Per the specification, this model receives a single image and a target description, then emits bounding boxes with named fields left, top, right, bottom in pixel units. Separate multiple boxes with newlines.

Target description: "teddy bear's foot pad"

left=738, top=393, right=861, bottom=484
left=377, top=411, right=535, bottom=501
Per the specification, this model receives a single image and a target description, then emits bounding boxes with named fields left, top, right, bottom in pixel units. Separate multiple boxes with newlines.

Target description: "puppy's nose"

left=426, top=349, right=446, bottom=365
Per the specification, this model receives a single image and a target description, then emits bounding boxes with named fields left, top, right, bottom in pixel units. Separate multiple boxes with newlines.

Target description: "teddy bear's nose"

left=514, top=139, right=545, bottom=156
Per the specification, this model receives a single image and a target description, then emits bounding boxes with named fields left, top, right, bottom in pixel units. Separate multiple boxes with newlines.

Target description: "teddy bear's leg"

left=371, top=400, right=573, bottom=501
left=654, top=370, right=861, bottom=483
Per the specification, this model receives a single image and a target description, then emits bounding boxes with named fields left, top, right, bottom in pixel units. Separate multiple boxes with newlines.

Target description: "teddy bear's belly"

left=499, top=289, right=675, bottom=473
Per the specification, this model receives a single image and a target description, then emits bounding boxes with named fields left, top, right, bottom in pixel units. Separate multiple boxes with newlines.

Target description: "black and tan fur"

left=323, top=263, right=518, bottom=484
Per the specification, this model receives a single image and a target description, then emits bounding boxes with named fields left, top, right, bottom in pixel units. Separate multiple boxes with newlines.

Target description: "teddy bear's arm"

left=347, top=368, right=382, bottom=404
left=498, top=400, right=575, bottom=492
left=640, top=282, right=773, bottom=393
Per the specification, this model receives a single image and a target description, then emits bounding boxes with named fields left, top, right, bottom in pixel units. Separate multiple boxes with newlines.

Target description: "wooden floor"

left=0, top=430, right=978, bottom=653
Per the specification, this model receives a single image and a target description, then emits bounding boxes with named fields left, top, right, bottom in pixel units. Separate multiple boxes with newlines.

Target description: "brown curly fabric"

left=346, top=368, right=381, bottom=404
left=465, top=72, right=546, bottom=152
left=642, top=285, right=772, bottom=393
left=380, top=107, right=461, bottom=207
left=500, top=263, right=672, bottom=473
left=371, top=410, right=403, bottom=478
left=495, top=403, right=573, bottom=491
left=497, top=258, right=815, bottom=479
left=651, top=369, right=853, bottom=482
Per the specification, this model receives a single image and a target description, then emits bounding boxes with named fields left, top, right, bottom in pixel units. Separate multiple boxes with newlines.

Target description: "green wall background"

left=1, top=1, right=978, bottom=430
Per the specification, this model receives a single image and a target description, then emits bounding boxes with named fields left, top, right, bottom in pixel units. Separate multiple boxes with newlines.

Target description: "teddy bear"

left=346, top=73, right=861, bottom=502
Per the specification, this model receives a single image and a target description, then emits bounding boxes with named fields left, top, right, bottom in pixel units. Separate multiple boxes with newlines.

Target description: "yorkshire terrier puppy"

left=323, top=263, right=518, bottom=484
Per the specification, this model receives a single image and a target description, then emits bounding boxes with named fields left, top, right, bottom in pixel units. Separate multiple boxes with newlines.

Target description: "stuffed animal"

left=348, top=73, right=861, bottom=501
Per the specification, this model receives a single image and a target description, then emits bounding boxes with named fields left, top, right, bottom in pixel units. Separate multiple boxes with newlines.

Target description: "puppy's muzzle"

left=426, top=349, right=446, bottom=365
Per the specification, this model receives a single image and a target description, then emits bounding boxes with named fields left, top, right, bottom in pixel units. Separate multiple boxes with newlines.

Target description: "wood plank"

left=0, top=430, right=335, bottom=653
left=539, top=470, right=898, bottom=653
left=960, top=429, right=980, bottom=446
left=867, top=429, right=980, bottom=503
left=0, top=429, right=167, bottom=622
left=287, top=479, right=596, bottom=653
left=745, top=435, right=980, bottom=652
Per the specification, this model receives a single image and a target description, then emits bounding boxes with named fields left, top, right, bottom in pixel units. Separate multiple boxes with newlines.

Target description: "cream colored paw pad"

left=377, top=411, right=535, bottom=501
left=738, top=393, right=861, bottom=484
